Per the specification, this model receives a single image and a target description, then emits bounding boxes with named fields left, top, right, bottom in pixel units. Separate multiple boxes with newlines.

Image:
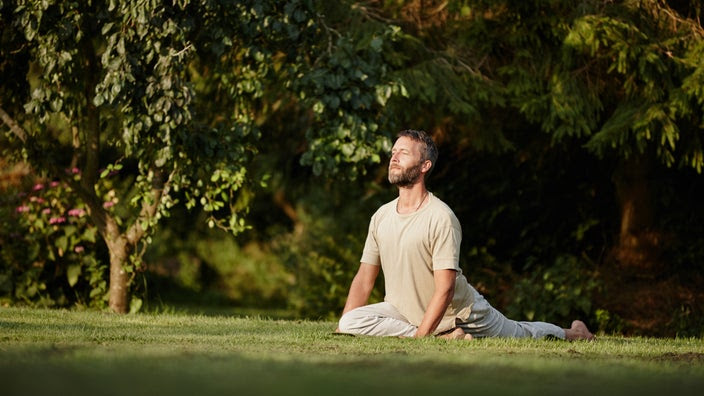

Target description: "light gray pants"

left=338, top=299, right=565, bottom=339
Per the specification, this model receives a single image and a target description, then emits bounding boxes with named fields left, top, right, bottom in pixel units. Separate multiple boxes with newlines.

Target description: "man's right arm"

left=341, top=262, right=380, bottom=316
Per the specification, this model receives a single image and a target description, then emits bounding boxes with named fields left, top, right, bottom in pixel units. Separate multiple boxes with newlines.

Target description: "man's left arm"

left=414, top=269, right=456, bottom=337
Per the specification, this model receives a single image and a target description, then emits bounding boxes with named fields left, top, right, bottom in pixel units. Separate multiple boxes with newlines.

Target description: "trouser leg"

left=458, top=297, right=566, bottom=339
left=338, top=302, right=417, bottom=337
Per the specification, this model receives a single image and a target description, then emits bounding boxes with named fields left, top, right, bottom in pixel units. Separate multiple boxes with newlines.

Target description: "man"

left=337, top=129, right=594, bottom=341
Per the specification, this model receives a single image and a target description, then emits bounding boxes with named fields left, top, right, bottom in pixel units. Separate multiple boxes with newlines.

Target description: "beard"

left=388, top=161, right=423, bottom=187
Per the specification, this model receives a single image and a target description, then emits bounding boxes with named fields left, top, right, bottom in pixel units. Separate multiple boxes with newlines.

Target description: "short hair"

left=397, top=129, right=438, bottom=173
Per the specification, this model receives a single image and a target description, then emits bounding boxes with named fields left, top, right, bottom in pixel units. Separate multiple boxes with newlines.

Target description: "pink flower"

left=29, top=197, right=45, bottom=204
left=68, top=208, right=86, bottom=217
left=49, top=216, right=67, bottom=225
left=71, top=167, right=80, bottom=174
left=50, top=181, right=60, bottom=188
left=42, top=208, right=51, bottom=215
left=103, top=201, right=115, bottom=209
left=33, top=183, right=44, bottom=191
left=15, top=205, right=30, bottom=213
left=74, top=246, right=85, bottom=253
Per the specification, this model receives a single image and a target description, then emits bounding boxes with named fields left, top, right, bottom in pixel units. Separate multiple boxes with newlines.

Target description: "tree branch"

left=0, top=106, right=28, bottom=142
left=352, top=3, right=399, bottom=25
left=125, top=167, right=172, bottom=246
left=80, top=18, right=101, bottom=188
left=71, top=178, right=116, bottom=240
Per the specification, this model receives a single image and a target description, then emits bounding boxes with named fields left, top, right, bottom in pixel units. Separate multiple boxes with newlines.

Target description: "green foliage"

left=139, top=201, right=295, bottom=311
left=594, top=308, right=626, bottom=336
left=488, top=0, right=704, bottom=171
left=363, top=1, right=513, bottom=153
left=442, top=0, right=704, bottom=174
left=296, top=4, right=405, bottom=178
left=505, top=255, right=599, bottom=325
left=273, top=185, right=385, bottom=319
left=561, top=10, right=701, bottom=169
left=277, top=226, right=365, bottom=320
left=195, top=238, right=292, bottom=305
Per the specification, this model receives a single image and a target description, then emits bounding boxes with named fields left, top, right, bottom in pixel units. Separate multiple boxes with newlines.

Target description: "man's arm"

left=414, top=269, right=456, bottom=337
left=341, top=263, right=380, bottom=316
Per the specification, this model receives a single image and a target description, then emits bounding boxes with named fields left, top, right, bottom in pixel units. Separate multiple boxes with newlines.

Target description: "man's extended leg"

left=456, top=296, right=595, bottom=340
left=338, top=302, right=417, bottom=337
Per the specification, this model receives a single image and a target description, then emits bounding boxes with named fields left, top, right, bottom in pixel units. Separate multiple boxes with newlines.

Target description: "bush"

left=141, top=208, right=294, bottom=311
left=0, top=168, right=110, bottom=308
left=504, top=254, right=599, bottom=326
left=0, top=177, right=107, bottom=308
left=275, top=224, right=364, bottom=320
left=272, top=185, right=387, bottom=320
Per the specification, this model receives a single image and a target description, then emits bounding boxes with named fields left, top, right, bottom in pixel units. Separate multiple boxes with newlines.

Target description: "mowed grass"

left=1, top=307, right=703, bottom=396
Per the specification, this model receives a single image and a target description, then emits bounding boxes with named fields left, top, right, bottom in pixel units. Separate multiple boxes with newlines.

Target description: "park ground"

left=1, top=307, right=703, bottom=396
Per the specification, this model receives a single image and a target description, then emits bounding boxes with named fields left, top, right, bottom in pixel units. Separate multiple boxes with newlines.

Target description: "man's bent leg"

left=338, top=302, right=417, bottom=337
left=458, top=298, right=566, bottom=339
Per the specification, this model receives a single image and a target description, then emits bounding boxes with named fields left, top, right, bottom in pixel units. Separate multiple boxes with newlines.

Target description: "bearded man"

left=337, top=129, right=594, bottom=340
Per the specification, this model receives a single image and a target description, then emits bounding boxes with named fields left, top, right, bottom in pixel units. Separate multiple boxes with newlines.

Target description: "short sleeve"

left=360, top=215, right=381, bottom=266
left=430, top=212, right=462, bottom=271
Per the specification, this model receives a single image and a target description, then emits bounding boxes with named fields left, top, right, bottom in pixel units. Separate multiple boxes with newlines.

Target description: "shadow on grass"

left=2, top=349, right=703, bottom=396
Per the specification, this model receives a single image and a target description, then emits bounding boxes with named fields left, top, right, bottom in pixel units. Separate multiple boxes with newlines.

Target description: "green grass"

left=1, top=307, right=703, bottom=396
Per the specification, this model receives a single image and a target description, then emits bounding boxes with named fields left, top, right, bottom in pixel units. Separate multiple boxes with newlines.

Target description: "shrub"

left=504, top=254, right=599, bottom=326
left=273, top=186, right=386, bottom=320
left=0, top=169, right=109, bottom=308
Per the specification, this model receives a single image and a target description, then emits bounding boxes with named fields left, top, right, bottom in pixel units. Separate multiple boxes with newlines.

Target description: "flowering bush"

left=0, top=168, right=109, bottom=308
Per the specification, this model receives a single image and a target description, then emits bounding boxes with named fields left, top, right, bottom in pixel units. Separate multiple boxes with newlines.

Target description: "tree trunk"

left=107, top=236, right=130, bottom=313
left=612, top=155, right=660, bottom=272
left=90, top=206, right=133, bottom=314
left=603, top=154, right=672, bottom=334
left=75, top=181, right=133, bottom=314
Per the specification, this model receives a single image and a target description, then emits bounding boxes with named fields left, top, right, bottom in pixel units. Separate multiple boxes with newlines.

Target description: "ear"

left=421, top=159, right=432, bottom=173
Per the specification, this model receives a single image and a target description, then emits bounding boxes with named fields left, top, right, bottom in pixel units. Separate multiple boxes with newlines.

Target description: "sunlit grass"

left=1, top=307, right=703, bottom=396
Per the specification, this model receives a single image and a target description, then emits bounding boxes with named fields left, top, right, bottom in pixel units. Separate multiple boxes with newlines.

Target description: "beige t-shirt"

left=361, top=193, right=475, bottom=334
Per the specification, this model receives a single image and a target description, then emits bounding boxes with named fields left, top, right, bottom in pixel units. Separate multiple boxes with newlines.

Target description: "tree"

left=561, top=2, right=703, bottom=268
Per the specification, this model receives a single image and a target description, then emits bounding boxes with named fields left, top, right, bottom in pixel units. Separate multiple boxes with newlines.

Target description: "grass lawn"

left=1, top=307, right=703, bottom=396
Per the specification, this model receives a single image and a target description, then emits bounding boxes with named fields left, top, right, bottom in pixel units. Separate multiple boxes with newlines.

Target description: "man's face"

left=388, top=136, right=425, bottom=187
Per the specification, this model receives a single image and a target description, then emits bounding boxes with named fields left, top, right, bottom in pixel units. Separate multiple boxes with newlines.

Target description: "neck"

left=396, top=183, right=429, bottom=214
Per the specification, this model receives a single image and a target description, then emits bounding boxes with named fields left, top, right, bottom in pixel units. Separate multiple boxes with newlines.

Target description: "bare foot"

left=564, top=320, right=595, bottom=341
left=438, top=327, right=473, bottom=340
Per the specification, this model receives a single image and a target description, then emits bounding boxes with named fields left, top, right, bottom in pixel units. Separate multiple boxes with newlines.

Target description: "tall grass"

left=1, top=307, right=703, bottom=396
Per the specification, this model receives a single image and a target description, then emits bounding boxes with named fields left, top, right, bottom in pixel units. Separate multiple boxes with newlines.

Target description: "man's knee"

left=338, top=302, right=416, bottom=337
left=338, top=309, right=365, bottom=334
